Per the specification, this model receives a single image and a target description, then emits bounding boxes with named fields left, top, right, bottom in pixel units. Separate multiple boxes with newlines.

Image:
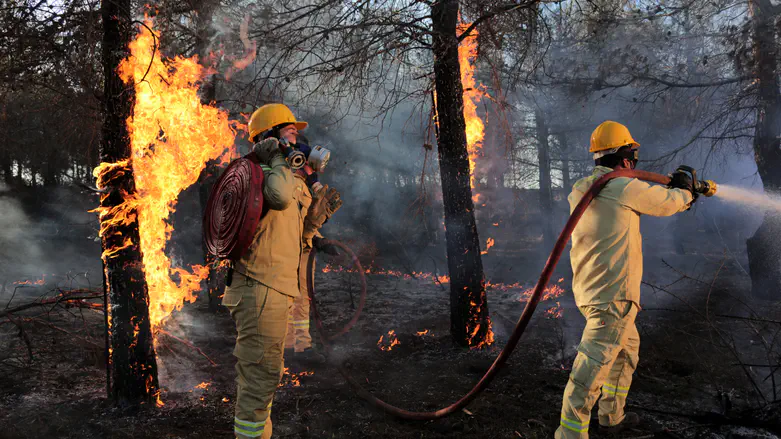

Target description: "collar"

left=593, top=166, right=614, bottom=176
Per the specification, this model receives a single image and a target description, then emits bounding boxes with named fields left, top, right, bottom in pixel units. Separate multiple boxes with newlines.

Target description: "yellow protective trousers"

left=223, top=273, right=293, bottom=439
left=556, top=301, right=639, bottom=439
left=286, top=248, right=312, bottom=352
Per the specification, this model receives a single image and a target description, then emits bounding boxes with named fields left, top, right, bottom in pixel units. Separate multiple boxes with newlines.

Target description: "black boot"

left=599, top=412, right=639, bottom=434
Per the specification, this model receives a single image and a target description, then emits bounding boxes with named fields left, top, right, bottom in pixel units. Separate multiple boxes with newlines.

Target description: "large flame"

left=457, top=17, right=486, bottom=203
left=97, top=19, right=237, bottom=331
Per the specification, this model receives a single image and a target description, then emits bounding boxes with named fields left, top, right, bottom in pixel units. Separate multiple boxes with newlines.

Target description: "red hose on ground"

left=308, top=169, right=672, bottom=420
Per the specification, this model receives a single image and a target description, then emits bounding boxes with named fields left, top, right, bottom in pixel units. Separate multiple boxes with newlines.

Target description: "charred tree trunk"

left=100, top=0, right=160, bottom=405
left=535, top=109, right=555, bottom=250
left=746, top=0, right=781, bottom=300
left=431, top=0, right=490, bottom=348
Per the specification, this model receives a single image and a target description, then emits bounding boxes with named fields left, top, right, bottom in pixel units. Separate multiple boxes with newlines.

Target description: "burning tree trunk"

left=431, top=0, right=491, bottom=348
left=535, top=108, right=555, bottom=251
left=746, top=0, right=781, bottom=300
left=100, top=0, right=160, bottom=405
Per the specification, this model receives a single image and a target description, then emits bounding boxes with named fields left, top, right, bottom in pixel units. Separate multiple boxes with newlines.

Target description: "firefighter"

left=284, top=137, right=340, bottom=363
left=555, top=121, right=697, bottom=438
left=222, top=103, right=342, bottom=439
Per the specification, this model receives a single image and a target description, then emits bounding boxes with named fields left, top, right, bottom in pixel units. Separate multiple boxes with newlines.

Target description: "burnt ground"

left=2, top=231, right=781, bottom=439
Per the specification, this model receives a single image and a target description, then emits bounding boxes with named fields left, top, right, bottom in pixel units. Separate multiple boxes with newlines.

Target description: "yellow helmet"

left=589, top=121, right=639, bottom=153
left=248, top=103, right=308, bottom=141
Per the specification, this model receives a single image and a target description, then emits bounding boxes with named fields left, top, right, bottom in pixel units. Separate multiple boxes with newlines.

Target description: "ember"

left=415, top=330, right=431, bottom=336
left=377, top=330, right=401, bottom=351
left=194, top=381, right=211, bottom=390
left=12, top=275, right=45, bottom=286
left=480, top=237, right=495, bottom=255
left=545, top=302, right=563, bottom=319
left=279, top=367, right=315, bottom=387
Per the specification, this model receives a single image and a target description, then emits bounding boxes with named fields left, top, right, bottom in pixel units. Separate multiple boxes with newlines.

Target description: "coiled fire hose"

left=307, top=169, right=673, bottom=420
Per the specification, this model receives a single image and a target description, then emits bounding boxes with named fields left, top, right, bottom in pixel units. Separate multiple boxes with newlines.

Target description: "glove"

left=304, top=185, right=343, bottom=233
left=252, top=138, right=283, bottom=165
left=313, top=236, right=340, bottom=256
left=668, top=170, right=698, bottom=203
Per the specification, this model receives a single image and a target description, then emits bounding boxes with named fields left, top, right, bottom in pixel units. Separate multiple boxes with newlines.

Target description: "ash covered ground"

left=1, top=187, right=781, bottom=439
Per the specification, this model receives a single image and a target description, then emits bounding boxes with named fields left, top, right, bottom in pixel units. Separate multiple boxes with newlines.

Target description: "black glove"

left=668, top=170, right=698, bottom=202
left=313, top=236, right=340, bottom=256
left=252, top=138, right=283, bottom=165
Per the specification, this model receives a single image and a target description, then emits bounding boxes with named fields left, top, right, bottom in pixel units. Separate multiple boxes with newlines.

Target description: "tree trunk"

left=431, top=0, right=490, bottom=348
left=0, top=149, right=11, bottom=186
left=100, top=0, right=160, bottom=405
left=535, top=109, right=555, bottom=250
left=746, top=0, right=781, bottom=300
left=557, top=133, right=571, bottom=191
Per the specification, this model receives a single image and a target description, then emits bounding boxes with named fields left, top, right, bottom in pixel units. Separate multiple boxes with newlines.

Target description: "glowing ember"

left=519, top=284, right=566, bottom=302
left=545, top=302, right=563, bottom=319
left=480, top=237, right=495, bottom=255
left=222, top=397, right=230, bottom=403
left=377, top=330, right=401, bottom=351
left=466, top=299, right=495, bottom=349
left=194, top=381, right=211, bottom=390
left=457, top=16, right=486, bottom=203
left=279, top=367, right=314, bottom=387
left=95, top=19, right=238, bottom=331
left=415, top=330, right=431, bottom=336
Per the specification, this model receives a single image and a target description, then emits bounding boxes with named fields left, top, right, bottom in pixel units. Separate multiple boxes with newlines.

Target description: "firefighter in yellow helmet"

left=222, top=103, right=342, bottom=439
left=555, top=121, right=697, bottom=438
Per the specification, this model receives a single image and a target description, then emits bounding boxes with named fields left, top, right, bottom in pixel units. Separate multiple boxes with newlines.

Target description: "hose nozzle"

left=675, top=165, right=717, bottom=197
left=696, top=179, right=718, bottom=197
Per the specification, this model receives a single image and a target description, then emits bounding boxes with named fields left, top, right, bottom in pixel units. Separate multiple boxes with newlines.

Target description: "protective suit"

left=222, top=153, right=313, bottom=439
left=285, top=245, right=314, bottom=352
left=556, top=165, right=693, bottom=438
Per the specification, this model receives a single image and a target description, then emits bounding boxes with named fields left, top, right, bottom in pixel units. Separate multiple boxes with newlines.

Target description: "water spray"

left=309, top=167, right=718, bottom=420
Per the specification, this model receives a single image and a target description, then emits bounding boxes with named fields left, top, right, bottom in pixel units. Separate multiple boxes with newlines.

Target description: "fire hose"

left=307, top=168, right=715, bottom=421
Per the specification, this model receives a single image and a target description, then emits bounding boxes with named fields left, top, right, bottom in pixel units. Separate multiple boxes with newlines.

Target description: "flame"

left=480, top=237, right=495, bottom=255
left=377, top=330, right=400, bottom=351
left=466, top=299, right=494, bottom=349
left=415, top=330, right=431, bottom=336
left=457, top=17, right=486, bottom=202
left=279, top=367, right=314, bottom=387
left=13, top=275, right=45, bottom=286
left=222, top=397, right=230, bottom=403
left=95, top=19, right=237, bottom=331
left=194, top=381, right=211, bottom=390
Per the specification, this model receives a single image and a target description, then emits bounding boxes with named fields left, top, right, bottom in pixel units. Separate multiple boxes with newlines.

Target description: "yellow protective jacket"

left=568, top=166, right=693, bottom=308
left=233, top=155, right=315, bottom=297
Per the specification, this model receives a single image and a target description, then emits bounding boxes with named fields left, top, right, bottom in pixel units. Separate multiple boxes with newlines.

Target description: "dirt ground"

left=2, top=234, right=781, bottom=439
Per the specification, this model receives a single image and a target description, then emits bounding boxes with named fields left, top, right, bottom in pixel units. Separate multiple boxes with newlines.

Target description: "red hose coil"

left=203, top=156, right=265, bottom=260
left=309, top=169, right=671, bottom=420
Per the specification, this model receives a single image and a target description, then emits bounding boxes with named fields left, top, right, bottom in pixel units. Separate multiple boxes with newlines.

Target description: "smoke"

left=0, top=183, right=102, bottom=299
